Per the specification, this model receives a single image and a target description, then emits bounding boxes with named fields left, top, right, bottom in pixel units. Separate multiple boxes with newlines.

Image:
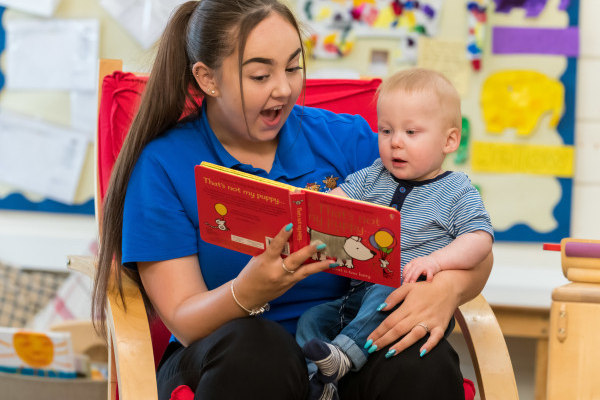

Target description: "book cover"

left=195, top=162, right=401, bottom=287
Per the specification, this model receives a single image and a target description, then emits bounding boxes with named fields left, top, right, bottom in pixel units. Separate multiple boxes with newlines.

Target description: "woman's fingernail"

left=385, top=349, right=396, bottom=359
left=368, top=344, right=377, bottom=354
left=316, top=243, right=327, bottom=251
left=329, top=263, right=339, bottom=268
left=420, top=349, right=427, bottom=357
left=376, top=302, right=387, bottom=311
left=364, top=339, right=373, bottom=349
left=284, top=223, right=293, bottom=232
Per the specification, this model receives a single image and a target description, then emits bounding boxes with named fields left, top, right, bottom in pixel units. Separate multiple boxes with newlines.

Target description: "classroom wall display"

left=0, top=0, right=160, bottom=216
left=0, top=5, right=95, bottom=215
left=298, top=0, right=443, bottom=62
left=0, top=1, right=580, bottom=241
left=299, top=0, right=579, bottom=243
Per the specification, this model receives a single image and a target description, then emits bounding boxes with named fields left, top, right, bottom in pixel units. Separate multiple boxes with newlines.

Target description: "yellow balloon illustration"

left=374, top=230, right=393, bottom=248
left=214, top=203, right=227, bottom=217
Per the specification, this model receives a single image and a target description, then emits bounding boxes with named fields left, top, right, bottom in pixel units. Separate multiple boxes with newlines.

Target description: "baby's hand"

left=402, top=256, right=442, bottom=283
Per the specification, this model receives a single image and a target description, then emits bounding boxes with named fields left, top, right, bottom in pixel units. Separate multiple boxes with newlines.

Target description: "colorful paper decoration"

left=455, top=116, right=470, bottom=165
left=471, top=141, right=574, bottom=177
left=466, top=1, right=488, bottom=71
left=298, top=0, right=442, bottom=60
left=492, top=26, right=579, bottom=56
left=417, top=37, right=471, bottom=96
left=492, top=0, right=571, bottom=17
left=481, top=70, right=564, bottom=136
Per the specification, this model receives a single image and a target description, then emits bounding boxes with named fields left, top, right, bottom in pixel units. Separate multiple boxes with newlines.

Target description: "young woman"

left=92, top=1, right=493, bottom=399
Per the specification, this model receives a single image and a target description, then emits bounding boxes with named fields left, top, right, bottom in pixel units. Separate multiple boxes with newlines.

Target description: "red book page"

left=196, top=165, right=292, bottom=256
left=303, top=190, right=401, bottom=287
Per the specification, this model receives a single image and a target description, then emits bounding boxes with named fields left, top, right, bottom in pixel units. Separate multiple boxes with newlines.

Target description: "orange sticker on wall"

left=471, top=141, right=574, bottom=177
left=481, top=70, right=564, bottom=136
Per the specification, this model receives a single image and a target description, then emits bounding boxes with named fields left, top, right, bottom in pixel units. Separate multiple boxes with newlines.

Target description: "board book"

left=195, top=162, right=401, bottom=287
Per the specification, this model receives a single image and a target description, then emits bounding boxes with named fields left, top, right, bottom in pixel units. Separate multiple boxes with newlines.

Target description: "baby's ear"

left=443, top=127, right=461, bottom=154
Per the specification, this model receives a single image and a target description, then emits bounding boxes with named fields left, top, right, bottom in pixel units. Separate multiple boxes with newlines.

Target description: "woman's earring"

left=211, top=90, right=216, bottom=94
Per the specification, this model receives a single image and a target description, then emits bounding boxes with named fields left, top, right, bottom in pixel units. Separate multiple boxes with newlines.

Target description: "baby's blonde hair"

left=376, top=68, right=462, bottom=130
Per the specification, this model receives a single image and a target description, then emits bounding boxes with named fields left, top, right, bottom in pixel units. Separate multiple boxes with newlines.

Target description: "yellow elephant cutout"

left=481, top=70, right=564, bottom=136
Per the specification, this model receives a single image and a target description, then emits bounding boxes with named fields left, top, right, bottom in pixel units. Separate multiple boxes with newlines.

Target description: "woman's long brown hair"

left=91, top=0, right=306, bottom=339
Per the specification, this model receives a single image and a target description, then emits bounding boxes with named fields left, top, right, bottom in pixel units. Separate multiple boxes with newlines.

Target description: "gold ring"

left=281, top=260, right=295, bottom=274
left=416, top=322, right=430, bottom=334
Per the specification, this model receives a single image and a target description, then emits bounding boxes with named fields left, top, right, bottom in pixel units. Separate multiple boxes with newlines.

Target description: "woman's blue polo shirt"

left=122, top=105, right=379, bottom=334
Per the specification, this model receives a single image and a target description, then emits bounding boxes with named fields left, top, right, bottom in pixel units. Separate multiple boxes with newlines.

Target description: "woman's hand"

left=365, top=273, right=460, bottom=358
left=139, top=223, right=335, bottom=345
left=366, top=251, right=492, bottom=357
left=233, top=223, right=336, bottom=311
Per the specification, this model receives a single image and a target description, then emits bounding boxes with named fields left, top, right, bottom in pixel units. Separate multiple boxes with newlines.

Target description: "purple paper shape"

left=493, top=0, right=546, bottom=17
left=558, top=0, right=571, bottom=10
left=492, top=26, right=579, bottom=56
left=565, top=242, right=600, bottom=259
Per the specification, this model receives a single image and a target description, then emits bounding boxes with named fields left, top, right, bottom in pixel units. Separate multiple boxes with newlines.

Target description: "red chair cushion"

left=97, top=73, right=381, bottom=201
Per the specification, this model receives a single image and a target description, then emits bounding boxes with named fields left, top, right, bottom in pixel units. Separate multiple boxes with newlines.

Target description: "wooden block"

left=547, top=300, right=600, bottom=399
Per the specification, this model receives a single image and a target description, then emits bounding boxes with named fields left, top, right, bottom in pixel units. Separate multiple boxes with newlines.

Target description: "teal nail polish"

left=385, top=349, right=396, bottom=359
left=284, top=223, right=293, bottom=232
left=376, top=302, right=387, bottom=311
left=316, top=243, right=327, bottom=251
left=420, top=349, right=427, bottom=357
left=329, top=263, right=339, bottom=268
left=368, top=344, right=377, bottom=354
left=364, top=339, right=373, bottom=349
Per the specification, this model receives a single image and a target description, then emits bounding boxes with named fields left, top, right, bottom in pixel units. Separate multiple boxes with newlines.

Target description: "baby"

left=296, top=68, right=494, bottom=400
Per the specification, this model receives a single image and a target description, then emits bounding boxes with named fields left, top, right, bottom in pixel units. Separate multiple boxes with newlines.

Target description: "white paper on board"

left=0, top=111, right=90, bottom=204
left=5, top=19, right=99, bottom=91
left=0, top=0, right=60, bottom=17
left=70, top=90, right=98, bottom=139
left=100, top=0, right=188, bottom=49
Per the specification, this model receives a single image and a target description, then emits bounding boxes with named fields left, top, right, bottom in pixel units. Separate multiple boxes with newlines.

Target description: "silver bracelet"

left=230, top=278, right=270, bottom=316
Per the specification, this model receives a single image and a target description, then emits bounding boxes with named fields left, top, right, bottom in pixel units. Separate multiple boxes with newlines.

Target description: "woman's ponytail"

left=92, top=1, right=201, bottom=338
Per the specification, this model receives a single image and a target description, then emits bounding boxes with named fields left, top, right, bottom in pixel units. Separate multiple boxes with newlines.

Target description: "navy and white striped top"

left=339, top=159, right=494, bottom=270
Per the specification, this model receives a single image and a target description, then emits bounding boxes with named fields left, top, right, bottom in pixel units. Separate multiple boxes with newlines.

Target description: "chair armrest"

left=106, top=264, right=158, bottom=400
left=67, top=255, right=158, bottom=400
left=455, top=294, right=519, bottom=400
left=67, top=255, right=96, bottom=278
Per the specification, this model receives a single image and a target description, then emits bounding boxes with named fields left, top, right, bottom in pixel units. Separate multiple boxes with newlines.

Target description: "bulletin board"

left=0, top=0, right=154, bottom=215
left=0, top=1, right=579, bottom=242
left=298, top=0, right=579, bottom=243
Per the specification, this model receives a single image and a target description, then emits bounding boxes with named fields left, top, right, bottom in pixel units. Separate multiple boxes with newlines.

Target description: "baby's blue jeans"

left=296, top=281, right=394, bottom=375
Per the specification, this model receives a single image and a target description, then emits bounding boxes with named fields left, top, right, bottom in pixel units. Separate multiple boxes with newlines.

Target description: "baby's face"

left=377, top=89, right=455, bottom=181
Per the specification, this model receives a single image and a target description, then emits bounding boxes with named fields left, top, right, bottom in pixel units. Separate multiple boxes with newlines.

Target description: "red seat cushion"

left=97, top=73, right=381, bottom=201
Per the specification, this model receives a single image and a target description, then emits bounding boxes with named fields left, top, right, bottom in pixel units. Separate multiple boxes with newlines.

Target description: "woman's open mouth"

left=260, top=105, right=283, bottom=127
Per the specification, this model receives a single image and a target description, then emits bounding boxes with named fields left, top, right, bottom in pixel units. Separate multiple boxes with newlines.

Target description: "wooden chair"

left=547, top=238, right=600, bottom=399
left=67, top=59, right=518, bottom=400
